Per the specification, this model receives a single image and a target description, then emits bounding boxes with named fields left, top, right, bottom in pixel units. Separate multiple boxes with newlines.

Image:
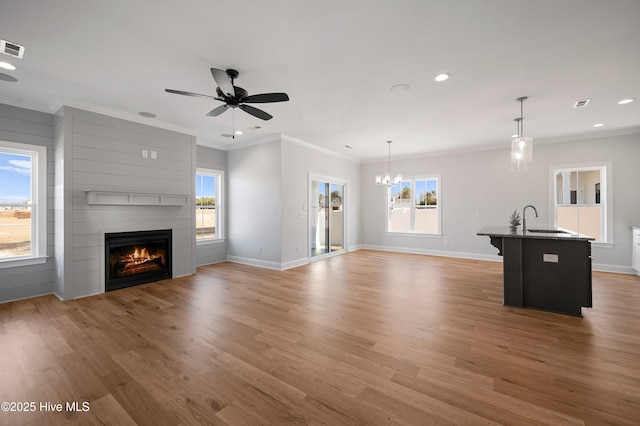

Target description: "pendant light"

left=376, top=140, right=401, bottom=186
left=510, top=96, right=533, bottom=172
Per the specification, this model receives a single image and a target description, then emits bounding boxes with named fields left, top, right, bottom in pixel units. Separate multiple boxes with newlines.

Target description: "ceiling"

left=1, top=0, right=639, bottom=162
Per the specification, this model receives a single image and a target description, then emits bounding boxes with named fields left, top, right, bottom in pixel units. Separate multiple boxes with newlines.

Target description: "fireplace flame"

left=121, top=246, right=163, bottom=268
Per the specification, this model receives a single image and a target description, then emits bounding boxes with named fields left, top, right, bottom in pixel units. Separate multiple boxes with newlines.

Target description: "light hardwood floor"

left=1, top=250, right=639, bottom=425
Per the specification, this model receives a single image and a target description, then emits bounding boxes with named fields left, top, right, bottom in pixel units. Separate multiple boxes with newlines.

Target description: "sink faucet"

left=522, top=205, right=538, bottom=232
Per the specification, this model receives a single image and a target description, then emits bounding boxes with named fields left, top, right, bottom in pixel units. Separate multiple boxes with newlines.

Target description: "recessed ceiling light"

left=0, top=61, right=15, bottom=70
left=234, top=130, right=243, bottom=135
left=390, top=83, right=410, bottom=92
left=618, top=98, right=635, bottom=105
left=511, top=134, right=519, bottom=138
left=434, top=73, right=449, bottom=82
left=138, top=112, right=156, bottom=118
left=593, top=123, right=605, bottom=128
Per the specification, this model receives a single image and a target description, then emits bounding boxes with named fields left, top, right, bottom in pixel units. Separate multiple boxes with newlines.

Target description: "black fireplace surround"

left=105, top=229, right=172, bottom=291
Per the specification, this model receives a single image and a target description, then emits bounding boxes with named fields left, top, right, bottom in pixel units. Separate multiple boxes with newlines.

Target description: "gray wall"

left=0, top=104, right=56, bottom=302
left=360, top=132, right=640, bottom=273
left=196, top=144, right=227, bottom=266
left=65, top=107, right=196, bottom=298
left=53, top=107, right=72, bottom=300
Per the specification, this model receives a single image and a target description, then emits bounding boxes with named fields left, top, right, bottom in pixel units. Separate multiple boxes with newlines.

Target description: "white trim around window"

left=386, top=175, right=441, bottom=236
left=549, top=162, right=613, bottom=246
left=0, top=140, right=47, bottom=268
left=195, top=168, right=224, bottom=244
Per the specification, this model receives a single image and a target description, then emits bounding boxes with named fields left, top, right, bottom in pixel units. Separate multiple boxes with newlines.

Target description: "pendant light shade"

left=510, top=97, right=533, bottom=172
left=376, top=141, right=401, bottom=186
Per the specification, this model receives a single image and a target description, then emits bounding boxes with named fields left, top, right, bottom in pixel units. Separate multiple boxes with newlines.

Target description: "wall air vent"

left=573, top=99, right=591, bottom=108
left=1, top=39, right=25, bottom=58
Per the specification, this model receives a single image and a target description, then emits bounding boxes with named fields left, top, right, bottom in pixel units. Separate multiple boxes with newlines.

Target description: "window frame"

left=549, top=162, right=612, bottom=246
left=195, top=168, right=224, bottom=244
left=386, top=175, right=442, bottom=236
left=0, top=140, right=47, bottom=268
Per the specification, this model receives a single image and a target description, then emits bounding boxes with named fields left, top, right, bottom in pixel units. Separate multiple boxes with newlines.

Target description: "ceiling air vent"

left=573, top=99, right=591, bottom=108
left=1, top=39, right=25, bottom=58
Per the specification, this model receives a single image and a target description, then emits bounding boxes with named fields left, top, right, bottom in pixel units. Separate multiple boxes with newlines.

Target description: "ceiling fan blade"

left=239, top=104, right=273, bottom=121
left=211, top=68, right=235, bottom=97
left=165, top=88, right=220, bottom=101
left=206, top=105, right=229, bottom=117
left=241, top=93, right=290, bottom=103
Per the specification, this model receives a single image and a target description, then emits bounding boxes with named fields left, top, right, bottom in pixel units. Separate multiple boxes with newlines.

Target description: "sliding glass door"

left=309, top=176, right=346, bottom=258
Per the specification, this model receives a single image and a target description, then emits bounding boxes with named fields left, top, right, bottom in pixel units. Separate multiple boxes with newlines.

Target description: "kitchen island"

left=477, top=226, right=594, bottom=316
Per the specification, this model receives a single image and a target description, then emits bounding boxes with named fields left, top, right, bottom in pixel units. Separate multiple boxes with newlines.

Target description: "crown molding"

left=281, top=135, right=360, bottom=164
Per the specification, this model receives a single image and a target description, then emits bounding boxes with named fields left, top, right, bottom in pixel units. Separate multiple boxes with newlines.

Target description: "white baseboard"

left=360, top=244, right=503, bottom=263
left=592, top=263, right=637, bottom=275
left=226, top=256, right=283, bottom=271
left=361, top=245, right=637, bottom=275
left=0, top=291, right=54, bottom=305
left=226, top=255, right=311, bottom=271
left=281, top=257, right=309, bottom=270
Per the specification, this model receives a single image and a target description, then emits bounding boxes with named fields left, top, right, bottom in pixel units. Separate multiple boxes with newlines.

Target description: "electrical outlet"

left=151, top=150, right=157, bottom=159
left=258, top=246, right=262, bottom=254
left=142, top=149, right=148, bottom=158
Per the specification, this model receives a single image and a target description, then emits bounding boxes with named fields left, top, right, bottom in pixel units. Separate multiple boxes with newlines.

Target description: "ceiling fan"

left=165, top=68, right=289, bottom=121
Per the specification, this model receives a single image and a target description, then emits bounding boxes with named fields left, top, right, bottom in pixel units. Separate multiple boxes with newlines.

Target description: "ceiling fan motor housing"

left=216, top=86, right=248, bottom=106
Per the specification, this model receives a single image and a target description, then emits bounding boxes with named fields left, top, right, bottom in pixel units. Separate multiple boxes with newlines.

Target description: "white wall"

left=227, top=137, right=362, bottom=270
left=281, top=138, right=361, bottom=266
left=361, top=132, right=640, bottom=272
left=227, top=139, right=282, bottom=267
left=196, top=144, right=227, bottom=266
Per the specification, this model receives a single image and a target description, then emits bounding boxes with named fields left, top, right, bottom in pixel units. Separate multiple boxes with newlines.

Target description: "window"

left=388, top=176, right=440, bottom=234
left=0, top=141, right=47, bottom=267
left=195, top=168, right=223, bottom=241
left=552, top=164, right=610, bottom=243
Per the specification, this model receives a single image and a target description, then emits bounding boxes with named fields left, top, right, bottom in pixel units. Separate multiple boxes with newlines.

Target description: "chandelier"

left=511, top=96, right=533, bottom=172
left=376, top=140, right=402, bottom=186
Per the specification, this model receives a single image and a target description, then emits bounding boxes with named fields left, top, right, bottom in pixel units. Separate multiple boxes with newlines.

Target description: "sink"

left=526, top=228, right=570, bottom=234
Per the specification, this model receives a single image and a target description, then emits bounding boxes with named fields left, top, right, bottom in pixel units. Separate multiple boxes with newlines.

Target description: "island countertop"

left=477, top=225, right=595, bottom=241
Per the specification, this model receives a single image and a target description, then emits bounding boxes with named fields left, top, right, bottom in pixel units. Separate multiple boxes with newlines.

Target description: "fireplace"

left=105, top=229, right=172, bottom=291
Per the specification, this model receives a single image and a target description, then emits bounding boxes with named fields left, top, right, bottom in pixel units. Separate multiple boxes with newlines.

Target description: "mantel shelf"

left=85, top=190, right=190, bottom=206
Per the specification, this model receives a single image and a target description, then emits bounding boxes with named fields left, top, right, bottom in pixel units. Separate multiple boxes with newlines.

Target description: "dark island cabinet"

left=478, top=226, right=593, bottom=317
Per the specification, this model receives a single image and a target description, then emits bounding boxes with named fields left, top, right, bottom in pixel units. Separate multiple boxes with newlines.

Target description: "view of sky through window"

left=196, top=174, right=216, bottom=205
left=0, top=152, right=32, bottom=202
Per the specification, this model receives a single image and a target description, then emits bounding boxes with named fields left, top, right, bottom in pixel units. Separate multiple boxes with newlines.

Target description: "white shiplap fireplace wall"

left=59, top=107, right=196, bottom=300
